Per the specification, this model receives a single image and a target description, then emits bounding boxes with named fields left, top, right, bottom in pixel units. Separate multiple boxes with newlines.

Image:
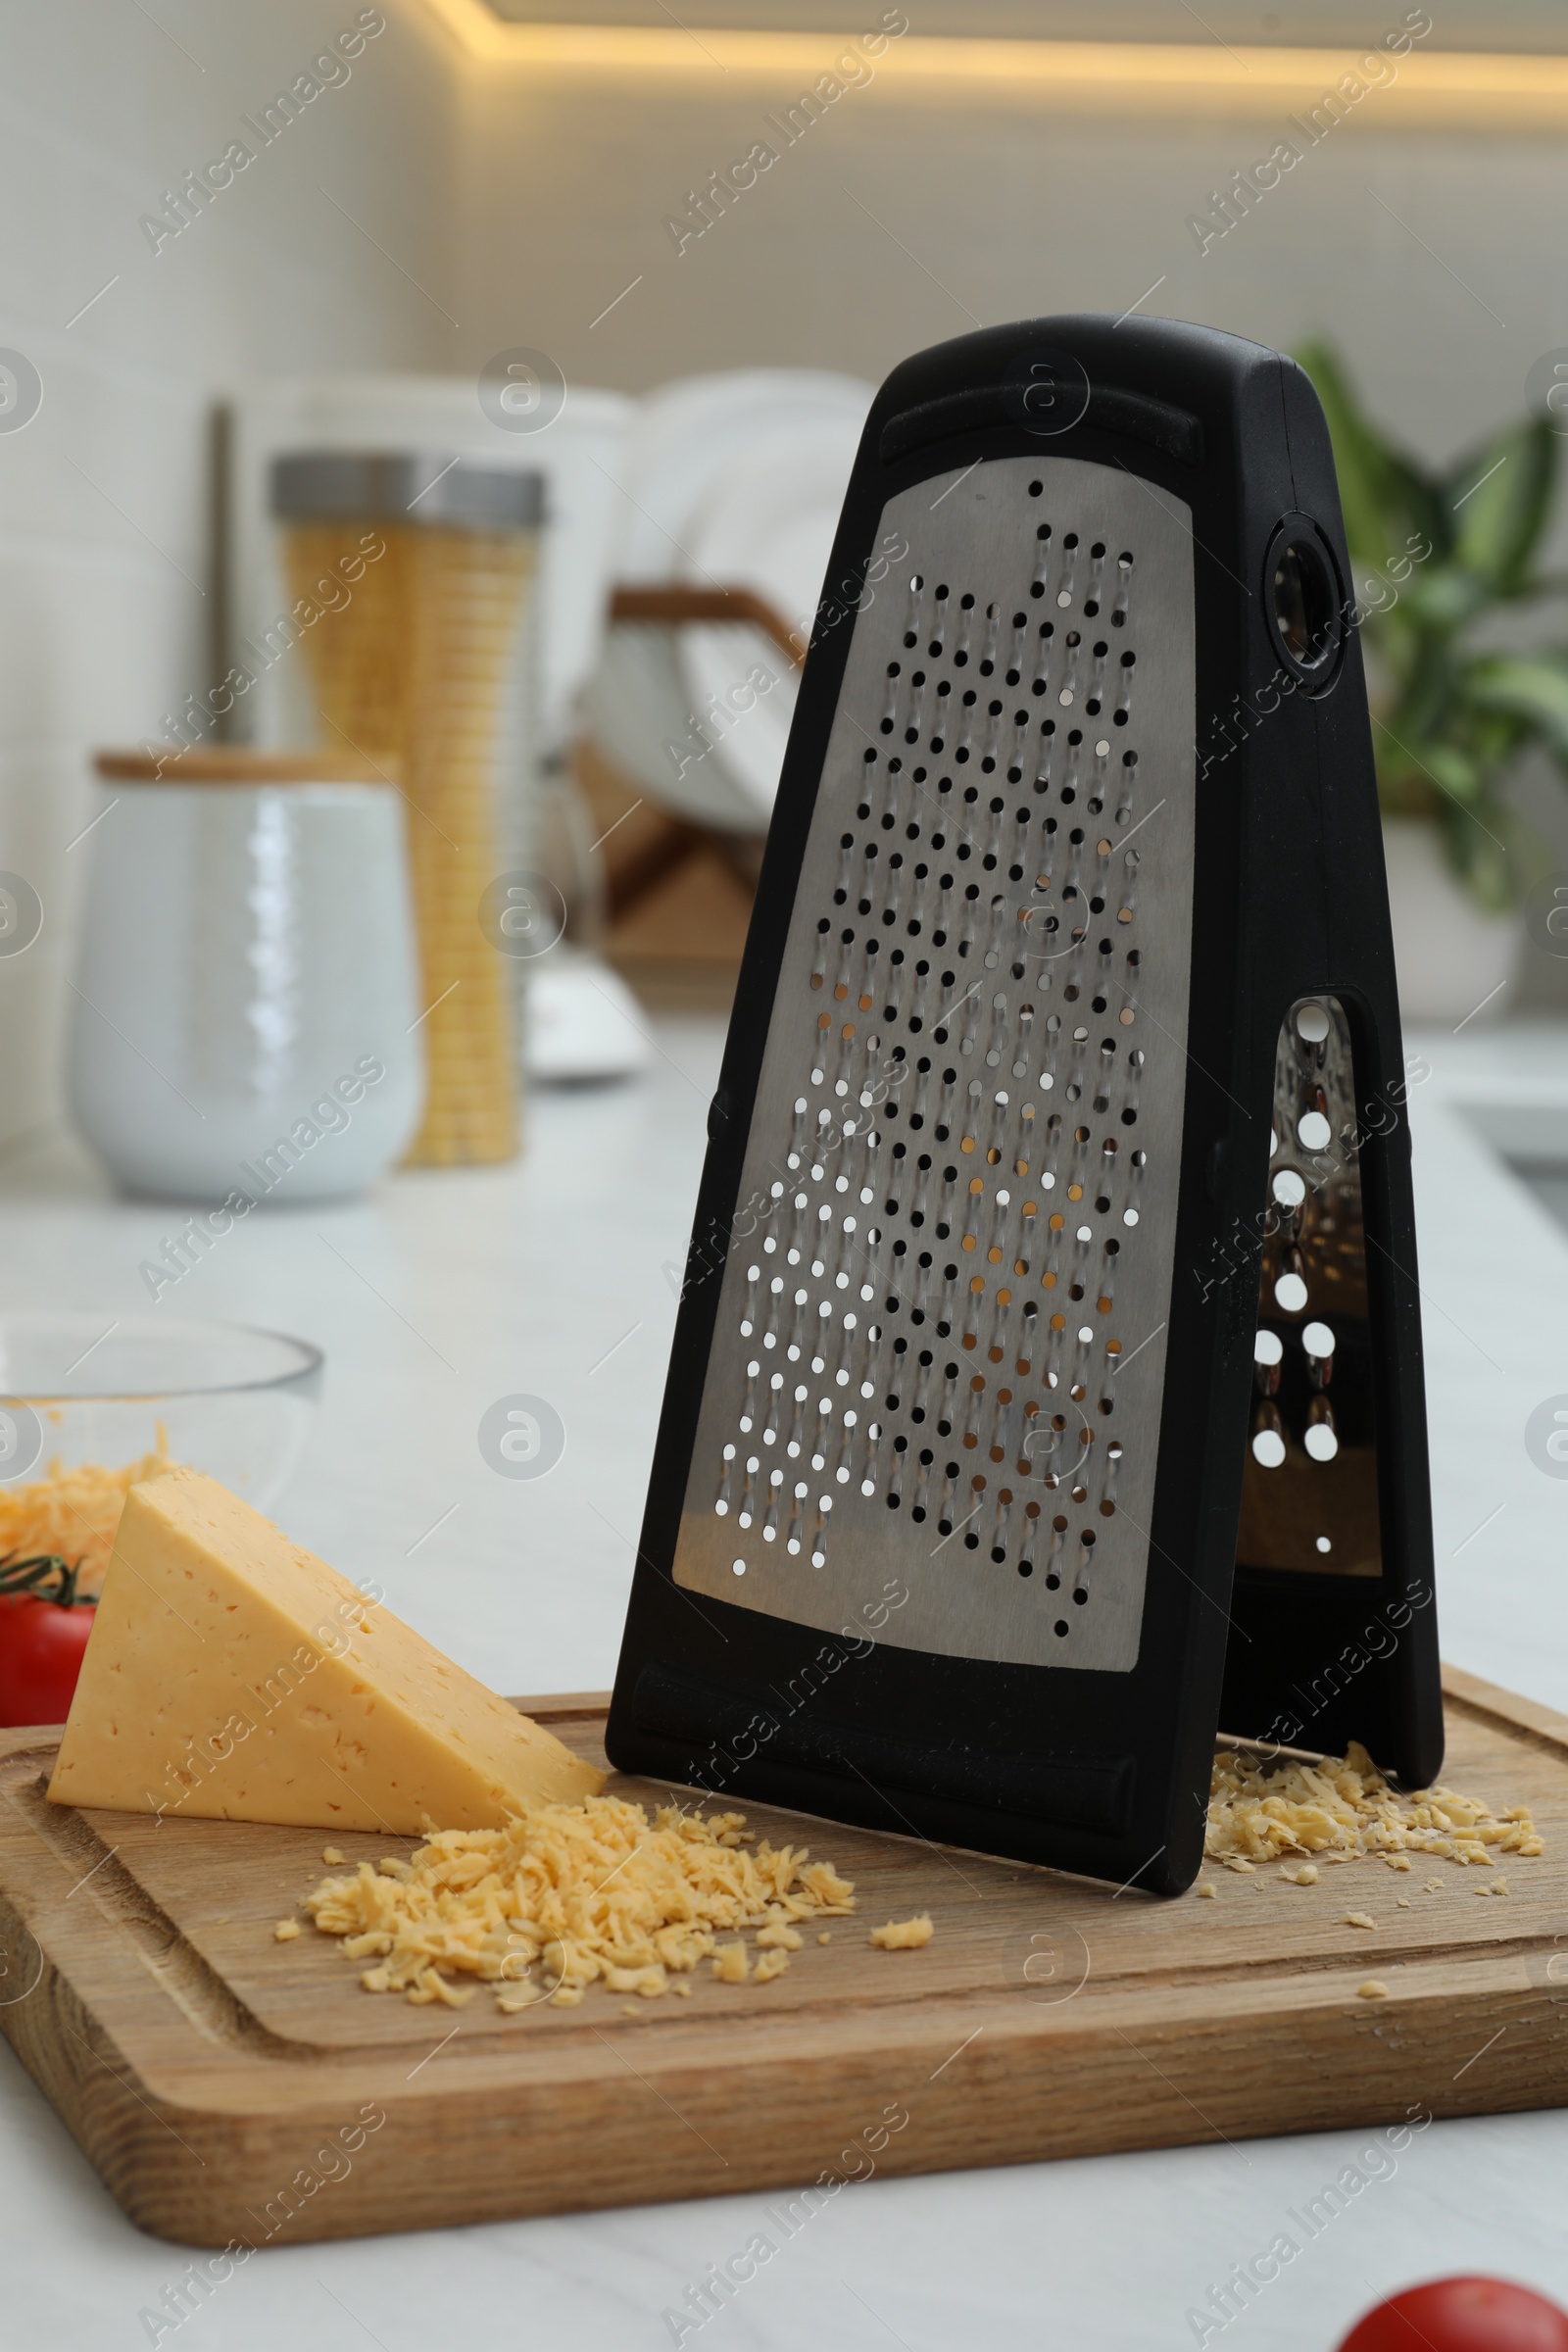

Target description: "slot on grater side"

left=611, top=317, right=1445, bottom=1894
left=1240, top=996, right=1380, bottom=1581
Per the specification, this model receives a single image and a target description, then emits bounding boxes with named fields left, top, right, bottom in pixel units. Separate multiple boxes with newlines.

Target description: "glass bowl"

left=0, top=1312, right=321, bottom=1527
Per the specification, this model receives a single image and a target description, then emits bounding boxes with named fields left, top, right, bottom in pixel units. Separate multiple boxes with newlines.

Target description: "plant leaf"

left=1443, top=420, right=1557, bottom=594
left=1294, top=342, right=1442, bottom=568
left=1465, top=653, right=1568, bottom=764
left=1386, top=631, right=1459, bottom=747
left=1398, top=569, right=1489, bottom=632
left=1298, top=348, right=1567, bottom=914
left=1435, top=797, right=1513, bottom=910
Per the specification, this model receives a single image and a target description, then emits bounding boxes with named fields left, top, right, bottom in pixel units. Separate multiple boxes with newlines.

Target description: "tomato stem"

left=0, top=1552, right=86, bottom=1607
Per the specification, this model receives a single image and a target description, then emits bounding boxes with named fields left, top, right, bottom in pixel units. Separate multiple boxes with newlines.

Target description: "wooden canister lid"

left=94, top=748, right=390, bottom=784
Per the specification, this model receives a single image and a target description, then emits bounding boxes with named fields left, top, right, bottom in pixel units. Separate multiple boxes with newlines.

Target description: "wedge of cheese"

left=47, top=1470, right=603, bottom=1829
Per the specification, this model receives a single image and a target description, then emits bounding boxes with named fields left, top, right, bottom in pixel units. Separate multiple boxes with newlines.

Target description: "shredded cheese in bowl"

left=301, top=1793, right=858, bottom=2010
left=0, top=1449, right=177, bottom=1597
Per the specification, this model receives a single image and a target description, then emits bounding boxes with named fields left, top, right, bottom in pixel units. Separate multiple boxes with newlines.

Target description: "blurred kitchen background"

left=7, top=0, right=1568, bottom=1138
left=6, top=0, right=1568, bottom=1698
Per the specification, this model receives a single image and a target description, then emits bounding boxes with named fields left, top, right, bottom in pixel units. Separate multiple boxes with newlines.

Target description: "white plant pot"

left=1381, top=816, right=1523, bottom=1027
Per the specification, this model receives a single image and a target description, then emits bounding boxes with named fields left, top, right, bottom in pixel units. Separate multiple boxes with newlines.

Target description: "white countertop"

left=2, top=1011, right=1568, bottom=2348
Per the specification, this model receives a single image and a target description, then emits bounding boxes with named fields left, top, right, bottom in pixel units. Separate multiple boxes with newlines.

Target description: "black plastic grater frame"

left=607, top=315, right=1444, bottom=1896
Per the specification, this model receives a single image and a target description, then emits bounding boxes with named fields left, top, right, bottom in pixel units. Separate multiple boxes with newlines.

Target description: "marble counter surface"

left=1, top=1011, right=1566, bottom=2350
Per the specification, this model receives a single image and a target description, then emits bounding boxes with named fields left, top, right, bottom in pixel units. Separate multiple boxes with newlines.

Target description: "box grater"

left=608, top=317, right=1444, bottom=1894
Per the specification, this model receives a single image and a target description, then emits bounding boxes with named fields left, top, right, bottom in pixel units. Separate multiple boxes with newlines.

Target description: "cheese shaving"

left=869, top=1914, right=934, bottom=1949
left=1207, top=1741, right=1543, bottom=1871
left=0, top=1446, right=178, bottom=1597
left=301, top=1792, right=858, bottom=2010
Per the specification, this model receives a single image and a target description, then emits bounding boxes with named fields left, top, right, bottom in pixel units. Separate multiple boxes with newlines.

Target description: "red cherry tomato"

left=1340, top=2277, right=1568, bottom=2352
left=0, top=1591, right=96, bottom=1727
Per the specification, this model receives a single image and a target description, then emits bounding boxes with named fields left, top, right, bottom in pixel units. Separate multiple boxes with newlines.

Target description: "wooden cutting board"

left=0, top=1666, right=1565, bottom=2247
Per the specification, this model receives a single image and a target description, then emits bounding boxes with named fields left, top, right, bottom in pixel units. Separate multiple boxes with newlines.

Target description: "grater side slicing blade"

left=609, top=316, right=1444, bottom=1896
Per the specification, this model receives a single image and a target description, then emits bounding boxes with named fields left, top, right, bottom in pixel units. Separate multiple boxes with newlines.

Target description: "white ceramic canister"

left=70, top=749, right=425, bottom=1200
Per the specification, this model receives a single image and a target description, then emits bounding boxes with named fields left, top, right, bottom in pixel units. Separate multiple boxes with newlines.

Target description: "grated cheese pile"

left=0, top=1446, right=177, bottom=1597
left=1207, top=1740, right=1543, bottom=1874
left=301, top=1792, right=858, bottom=2011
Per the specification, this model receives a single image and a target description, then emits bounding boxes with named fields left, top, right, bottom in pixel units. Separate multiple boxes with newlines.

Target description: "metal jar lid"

left=270, top=452, right=545, bottom=531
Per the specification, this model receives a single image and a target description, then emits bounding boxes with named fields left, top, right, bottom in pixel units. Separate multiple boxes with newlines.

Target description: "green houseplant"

left=1296, top=343, right=1568, bottom=916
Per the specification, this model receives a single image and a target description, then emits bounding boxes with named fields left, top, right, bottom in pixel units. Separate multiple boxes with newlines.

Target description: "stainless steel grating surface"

left=674, top=457, right=1196, bottom=1669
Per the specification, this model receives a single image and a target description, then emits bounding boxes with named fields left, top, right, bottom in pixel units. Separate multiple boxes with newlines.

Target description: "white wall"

left=450, top=60, right=1568, bottom=455
left=0, top=0, right=460, bottom=1148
